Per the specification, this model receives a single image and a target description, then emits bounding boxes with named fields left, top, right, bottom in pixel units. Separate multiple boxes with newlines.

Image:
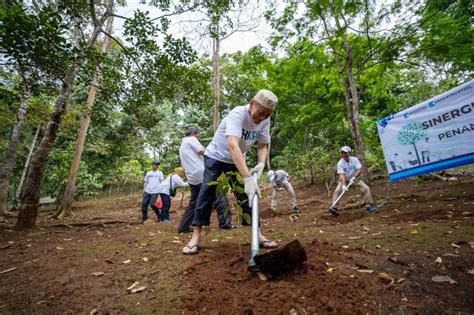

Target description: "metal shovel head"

left=253, top=239, right=307, bottom=275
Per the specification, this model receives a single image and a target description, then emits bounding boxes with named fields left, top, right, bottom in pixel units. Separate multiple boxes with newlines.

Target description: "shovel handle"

left=248, top=173, right=260, bottom=271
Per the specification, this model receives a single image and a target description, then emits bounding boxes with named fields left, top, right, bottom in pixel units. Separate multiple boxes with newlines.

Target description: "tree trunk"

left=13, top=127, right=40, bottom=211
left=55, top=14, right=114, bottom=219
left=341, top=36, right=368, bottom=183
left=412, top=143, right=421, bottom=165
left=332, top=15, right=368, bottom=183
left=0, top=86, right=31, bottom=214
left=16, top=6, right=111, bottom=229
left=212, top=19, right=220, bottom=132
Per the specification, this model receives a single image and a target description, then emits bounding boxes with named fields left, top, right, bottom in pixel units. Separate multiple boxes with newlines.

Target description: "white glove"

left=342, top=184, right=348, bottom=191
left=349, top=177, right=356, bottom=185
left=250, top=162, right=265, bottom=180
left=244, top=176, right=261, bottom=205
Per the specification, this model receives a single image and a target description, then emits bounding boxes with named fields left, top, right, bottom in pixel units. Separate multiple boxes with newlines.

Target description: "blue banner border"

left=389, top=153, right=474, bottom=181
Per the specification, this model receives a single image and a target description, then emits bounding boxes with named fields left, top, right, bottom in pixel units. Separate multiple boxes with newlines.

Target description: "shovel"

left=329, top=177, right=355, bottom=211
left=248, top=174, right=307, bottom=276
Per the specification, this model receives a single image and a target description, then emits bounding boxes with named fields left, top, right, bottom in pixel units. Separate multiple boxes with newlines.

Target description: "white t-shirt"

left=205, top=105, right=271, bottom=164
left=157, top=174, right=189, bottom=195
left=336, top=156, right=362, bottom=180
left=179, top=136, right=205, bottom=185
left=270, top=170, right=289, bottom=186
left=143, top=170, right=164, bottom=194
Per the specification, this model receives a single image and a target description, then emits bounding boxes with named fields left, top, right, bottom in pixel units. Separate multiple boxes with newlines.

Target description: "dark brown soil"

left=0, top=175, right=473, bottom=314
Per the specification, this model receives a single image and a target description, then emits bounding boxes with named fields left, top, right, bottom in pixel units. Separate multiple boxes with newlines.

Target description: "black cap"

left=152, top=161, right=160, bottom=165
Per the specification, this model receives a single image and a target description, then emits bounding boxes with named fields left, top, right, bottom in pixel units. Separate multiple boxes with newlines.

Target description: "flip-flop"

left=259, top=240, right=278, bottom=249
left=182, top=244, right=200, bottom=255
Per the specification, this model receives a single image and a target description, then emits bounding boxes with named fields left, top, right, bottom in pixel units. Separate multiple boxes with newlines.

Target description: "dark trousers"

left=177, top=183, right=232, bottom=233
left=141, top=192, right=160, bottom=221
left=422, top=151, right=430, bottom=163
left=159, top=193, right=171, bottom=220
left=192, top=156, right=252, bottom=226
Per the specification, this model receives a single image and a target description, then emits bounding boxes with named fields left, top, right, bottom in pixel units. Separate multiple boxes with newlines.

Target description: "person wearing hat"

left=182, top=89, right=279, bottom=255
left=141, top=161, right=164, bottom=223
left=158, top=167, right=189, bottom=222
left=267, top=169, right=300, bottom=215
left=329, top=146, right=377, bottom=216
left=178, top=126, right=233, bottom=233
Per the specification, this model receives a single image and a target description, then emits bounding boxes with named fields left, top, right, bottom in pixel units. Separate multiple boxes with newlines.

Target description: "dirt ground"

left=1, top=175, right=473, bottom=314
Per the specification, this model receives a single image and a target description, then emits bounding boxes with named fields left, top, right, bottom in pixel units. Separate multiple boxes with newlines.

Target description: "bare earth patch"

left=1, top=177, right=473, bottom=314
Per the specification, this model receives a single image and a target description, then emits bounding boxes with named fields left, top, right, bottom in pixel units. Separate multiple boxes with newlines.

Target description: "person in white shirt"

left=329, top=146, right=376, bottom=216
left=141, top=161, right=164, bottom=223
left=177, top=127, right=233, bottom=233
left=267, top=169, right=299, bottom=214
left=158, top=167, right=189, bottom=222
left=182, top=89, right=278, bottom=255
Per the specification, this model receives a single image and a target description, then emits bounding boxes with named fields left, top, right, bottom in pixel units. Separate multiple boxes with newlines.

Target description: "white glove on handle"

left=342, top=184, right=348, bottom=191
left=250, top=162, right=265, bottom=180
left=349, top=177, right=356, bottom=185
left=244, top=176, right=261, bottom=205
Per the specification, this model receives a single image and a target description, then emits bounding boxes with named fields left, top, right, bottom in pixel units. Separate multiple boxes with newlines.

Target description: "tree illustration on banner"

left=397, top=122, right=427, bottom=166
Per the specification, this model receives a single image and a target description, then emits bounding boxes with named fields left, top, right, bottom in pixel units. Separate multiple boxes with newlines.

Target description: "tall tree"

left=55, top=13, right=115, bottom=219
left=16, top=0, right=114, bottom=228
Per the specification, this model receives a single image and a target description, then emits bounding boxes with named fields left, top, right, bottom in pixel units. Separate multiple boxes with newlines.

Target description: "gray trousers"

left=271, top=181, right=298, bottom=210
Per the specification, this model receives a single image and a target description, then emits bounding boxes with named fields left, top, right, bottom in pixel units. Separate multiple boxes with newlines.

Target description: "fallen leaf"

left=91, top=271, right=104, bottom=277
left=379, top=272, right=395, bottom=287
left=410, top=230, right=418, bottom=235
left=56, top=246, right=64, bottom=250
left=96, top=231, right=104, bottom=236
left=211, top=239, right=219, bottom=242
left=173, top=236, right=179, bottom=240
left=142, top=257, right=148, bottom=262
left=26, top=244, right=32, bottom=248
left=376, top=245, right=381, bottom=249
left=363, top=227, right=370, bottom=231
left=171, top=240, right=182, bottom=244
left=123, top=259, right=131, bottom=264
left=127, top=281, right=139, bottom=291
left=357, top=269, right=374, bottom=274
left=469, top=242, right=474, bottom=249
left=0, top=267, right=17, bottom=274
left=401, top=297, right=408, bottom=302
left=348, top=236, right=361, bottom=240
left=327, top=268, right=333, bottom=273
left=90, top=309, right=98, bottom=315
left=435, top=257, right=442, bottom=264
left=63, top=238, right=73, bottom=241
left=431, top=275, right=457, bottom=284
left=451, top=243, right=460, bottom=248
left=257, top=271, right=268, bottom=281
left=397, top=278, right=406, bottom=283
left=130, top=285, right=146, bottom=294
left=467, top=269, right=474, bottom=275
left=341, top=245, right=349, bottom=249
left=371, top=232, right=382, bottom=236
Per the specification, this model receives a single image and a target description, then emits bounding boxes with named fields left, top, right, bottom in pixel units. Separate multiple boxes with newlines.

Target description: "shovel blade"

left=253, top=239, right=307, bottom=275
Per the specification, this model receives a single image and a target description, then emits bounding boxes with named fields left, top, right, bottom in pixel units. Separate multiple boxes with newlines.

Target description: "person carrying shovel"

left=329, top=146, right=377, bottom=216
left=182, top=89, right=279, bottom=255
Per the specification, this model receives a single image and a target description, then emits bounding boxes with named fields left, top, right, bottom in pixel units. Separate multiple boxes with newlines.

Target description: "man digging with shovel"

left=182, top=89, right=279, bottom=255
left=329, top=146, right=377, bottom=216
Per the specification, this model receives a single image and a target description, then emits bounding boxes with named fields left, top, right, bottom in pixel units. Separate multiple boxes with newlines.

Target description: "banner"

left=377, top=79, right=474, bottom=181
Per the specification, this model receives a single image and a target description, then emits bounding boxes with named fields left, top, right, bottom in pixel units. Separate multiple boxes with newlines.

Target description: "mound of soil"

left=181, top=240, right=386, bottom=314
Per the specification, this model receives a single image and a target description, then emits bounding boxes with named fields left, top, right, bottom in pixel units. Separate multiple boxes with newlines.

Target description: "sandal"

left=182, top=244, right=200, bottom=255
left=259, top=240, right=278, bottom=249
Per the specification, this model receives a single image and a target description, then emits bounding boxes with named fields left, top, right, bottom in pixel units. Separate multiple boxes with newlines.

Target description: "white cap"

left=254, top=89, right=278, bottom=110
left=340, top=146, right=352, bottom=153
left=267, top=170, right=275, bottom=181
